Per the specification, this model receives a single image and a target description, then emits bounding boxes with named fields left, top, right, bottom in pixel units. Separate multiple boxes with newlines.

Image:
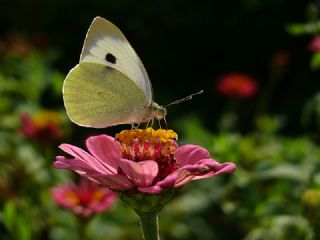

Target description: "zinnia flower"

left=54, top=128, right=236, bottom=195
left=52, top=178, right=117, bottom=218
left=20, top=111, right=63, bottom=143
left=217, top=73, right=258, bottom=99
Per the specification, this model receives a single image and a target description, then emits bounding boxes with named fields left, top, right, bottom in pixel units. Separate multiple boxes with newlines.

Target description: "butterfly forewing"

left=80, top=17, right=153, bottom=105
left=63, top=62, right=148, bottom=128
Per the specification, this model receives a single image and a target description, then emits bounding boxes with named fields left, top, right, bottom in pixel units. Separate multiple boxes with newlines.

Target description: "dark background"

left=0, top=0, right=314, bottom=134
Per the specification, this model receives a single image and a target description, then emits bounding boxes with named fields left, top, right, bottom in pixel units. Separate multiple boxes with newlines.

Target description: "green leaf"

left=2, top=202, right=16, bottom=231
left=254, top=163, right=311, bottom=182
left=16, top=216, right=32, bottom=240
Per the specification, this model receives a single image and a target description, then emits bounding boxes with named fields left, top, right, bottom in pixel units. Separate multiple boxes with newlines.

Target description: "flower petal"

left=192, top=162, right=236, bottom=180
left=52, top=186, right=76, bottom=209
left=138, top=185, right=163, bottom=194
left=89, top=174, right=135, bottom=191
left=59, top=144, right=111, bottom=174
left=155, top=169, right=195, bottom=188
left=119, top=159, right=158, bottom=187
left=86, top=135, right=121, bottom=174
left=53, top=156, right=103, bottom=176
left=88, top=191, right=117, bottom=212
left=155, top=159, right=236, bottom=188
left=175, top=144, right=210, bottom=166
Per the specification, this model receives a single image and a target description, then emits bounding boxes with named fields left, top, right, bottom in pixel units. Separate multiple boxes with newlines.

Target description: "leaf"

left=16, top=216, right=32, bottom=240
left=2, top=202, right=16, bottom=231
left=254, top=163, right=311, bottom=182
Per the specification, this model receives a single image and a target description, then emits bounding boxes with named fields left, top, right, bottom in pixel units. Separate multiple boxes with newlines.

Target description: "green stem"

left=77, top=217, right=89, bottom=240
left=137, top=212, right=159, bottom=240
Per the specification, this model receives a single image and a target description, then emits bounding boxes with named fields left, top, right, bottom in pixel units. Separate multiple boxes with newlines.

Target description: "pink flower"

left=20, top=111, right=63, bottom=143
left=217, top=73, right=258, bottom=99
left=308, top=36, right=320, bottom=52
left=54, top=128, right=236, bottom=194
left=52, top=178, right=117, bottom=218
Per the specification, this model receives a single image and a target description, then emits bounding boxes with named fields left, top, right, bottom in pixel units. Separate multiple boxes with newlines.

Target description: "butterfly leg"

left=163, top=117, right=168, bottom=129
left=146, top=120, right=151, bottom=128
left=151, top=118, right=155, bottom=128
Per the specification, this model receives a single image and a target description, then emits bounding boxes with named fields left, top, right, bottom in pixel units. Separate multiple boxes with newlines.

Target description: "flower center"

left=115, top=128, right=179, bottom=181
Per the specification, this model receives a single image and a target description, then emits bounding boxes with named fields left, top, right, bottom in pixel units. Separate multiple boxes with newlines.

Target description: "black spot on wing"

left=105, top=53, right=116, bottom=64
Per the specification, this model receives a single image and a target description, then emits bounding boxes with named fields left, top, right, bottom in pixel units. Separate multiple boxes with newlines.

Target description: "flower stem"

left=78, top=217, right=89, bottom=240
left=137, top=212, right=159, bottom=240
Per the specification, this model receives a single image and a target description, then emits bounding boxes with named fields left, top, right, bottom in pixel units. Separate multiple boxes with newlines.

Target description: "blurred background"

left=1, top=0, right=320, bottom=239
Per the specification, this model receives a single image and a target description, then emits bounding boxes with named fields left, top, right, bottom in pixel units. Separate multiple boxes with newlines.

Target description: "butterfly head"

left=150, top=102, right=167, bottom=120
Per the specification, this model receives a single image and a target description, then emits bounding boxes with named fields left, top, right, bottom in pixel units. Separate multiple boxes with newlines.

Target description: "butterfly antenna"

left=165, top=90, right=204, bottom=107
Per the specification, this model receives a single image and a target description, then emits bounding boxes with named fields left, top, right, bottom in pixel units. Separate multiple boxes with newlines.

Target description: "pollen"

left=115, top=128, right=178, bottom=145
left=65, top=191, right=79, bottom=206
left=93, top=189, right=107, bottom=201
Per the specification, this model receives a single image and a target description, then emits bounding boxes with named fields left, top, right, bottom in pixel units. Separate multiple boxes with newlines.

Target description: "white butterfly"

left=63, top=17, right=166, bottom=128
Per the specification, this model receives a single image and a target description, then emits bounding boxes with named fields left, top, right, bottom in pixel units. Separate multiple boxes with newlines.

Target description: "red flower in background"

left=217, top=73, right=258, bottom=99
left=20, top=111, right=63, bottom=143
left=52, top=178, right=117, bottom=218
left=308, top=36, right=320, bottom=52
left=0, top=32, right=48, bottom=56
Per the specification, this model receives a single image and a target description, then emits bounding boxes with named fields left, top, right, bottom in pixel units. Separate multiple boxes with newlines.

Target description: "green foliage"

left=3, top=45, right=319, bottom=239
left=173, top=115, right=320, bottom=239
left=287, top=3, right=320, bottom=72
left=286, top=22, right=320, bottom=36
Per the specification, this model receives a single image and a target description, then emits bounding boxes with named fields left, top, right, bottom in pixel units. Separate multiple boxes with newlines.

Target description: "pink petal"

left=59, top=144, right=111, bottom=174
left=155, top=169, right=195, bottom=188
left=53, top=156, right=103, bottom=176
left=119, top=159, right=158, bottom=187
left=88, top=191, right=117, bottom=212
left=176, top=159, right=236, bottom=181
left=175, top=144, right=210, bottom=166
left=89, top=174, right=135, bottom=191
left=86, top=135, right=121, bottom=174
left=138, top=185, right=163, bottom=194
left=192, top=162, right=236, bottom=180
left=52, top=186, right=76, bottom=208
left=154, top=159, right=236, bottom=189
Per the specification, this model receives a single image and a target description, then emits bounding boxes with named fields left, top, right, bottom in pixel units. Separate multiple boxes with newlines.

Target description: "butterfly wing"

left=63, top=62, right=148, bottom=128
left=80, top=16, right=153, bottom=105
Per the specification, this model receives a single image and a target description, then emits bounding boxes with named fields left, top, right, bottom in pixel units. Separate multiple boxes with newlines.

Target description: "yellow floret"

left=115, top=128, right=178, bottom=145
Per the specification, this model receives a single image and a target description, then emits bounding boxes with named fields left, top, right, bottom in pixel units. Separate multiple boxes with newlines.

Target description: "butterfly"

left=63, top=16, right=166, bottom=128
